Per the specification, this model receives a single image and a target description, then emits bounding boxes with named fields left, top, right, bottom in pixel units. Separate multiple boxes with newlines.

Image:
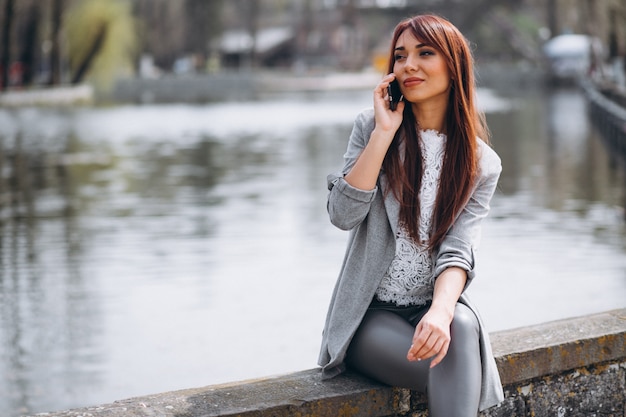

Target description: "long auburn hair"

left=383, top=14, right=489, bottom=251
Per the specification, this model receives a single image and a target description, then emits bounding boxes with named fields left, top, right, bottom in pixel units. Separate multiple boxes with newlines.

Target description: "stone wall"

left=28, top=308, right=626, bottom=417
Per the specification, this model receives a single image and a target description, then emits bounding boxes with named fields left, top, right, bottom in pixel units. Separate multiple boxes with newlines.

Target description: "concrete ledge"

left=27, top=309, right=626, bottom=417
left=0, top=85, right=93, bottom=107
left=491, top=308, right=626, bottom=385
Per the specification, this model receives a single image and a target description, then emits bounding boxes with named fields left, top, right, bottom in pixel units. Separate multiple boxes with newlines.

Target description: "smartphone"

left=387, top=79, right=402, bottom=111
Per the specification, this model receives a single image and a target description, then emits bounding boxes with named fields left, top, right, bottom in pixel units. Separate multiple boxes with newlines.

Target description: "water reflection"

left=489, top=87, right=625, bottom=219
left=0, top=88, right=625, bottom=416
left=474, top=86, right=626, bottom=333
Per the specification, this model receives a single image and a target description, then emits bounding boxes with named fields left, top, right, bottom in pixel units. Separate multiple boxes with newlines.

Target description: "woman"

left=318, top=15, right=504, bottom=416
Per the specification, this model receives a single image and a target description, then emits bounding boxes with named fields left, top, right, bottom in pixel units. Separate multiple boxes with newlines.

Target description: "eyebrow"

left=394, top=43, right=428, bottom=51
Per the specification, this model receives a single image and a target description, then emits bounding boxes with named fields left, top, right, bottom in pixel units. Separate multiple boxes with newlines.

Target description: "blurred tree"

left=19, top=1, right=41, bottom=86
left=454, top=0, right=519, bottom=35
left=64, top=0, right=137, bottom=88
left=184, top=0, right=223, bottom=63
left=1, top=0, right=15, bottom=89
left=0, top=0, right=618, bottom=90
left=337, top=0, right=365, bottom=71
left=294, top=0, right=314, bottom=66
left=132, top=0, right=185, bottom=71
left=205, top=0, right=225, bottom=71
left=48, top=0, right=65, bottom=86
left=241, top=0, right=260, bottom=68
left=481, top=6, right=543, bottom=63
left=125, top=0, right=221, bottom=73
left=546, top=0, right=558, bottom=37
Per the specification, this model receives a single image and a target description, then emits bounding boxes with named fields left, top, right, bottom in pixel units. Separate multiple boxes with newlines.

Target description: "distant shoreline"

left=0, top=84, right=94, bottom=107
left=0, top=63, right=546, bottom=107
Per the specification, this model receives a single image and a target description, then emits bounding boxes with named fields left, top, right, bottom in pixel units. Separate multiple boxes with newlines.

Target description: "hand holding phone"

left=387, top=80, right=402, bottom=111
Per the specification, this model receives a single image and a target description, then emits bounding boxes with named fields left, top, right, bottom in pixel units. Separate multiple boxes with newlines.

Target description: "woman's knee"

left=429, top=305, right=482, bottom=415
left=450, top=303, right=479, bottom=341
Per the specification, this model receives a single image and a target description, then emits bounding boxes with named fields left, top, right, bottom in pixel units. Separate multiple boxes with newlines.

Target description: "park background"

left=1, top=1, right=626, bottom=416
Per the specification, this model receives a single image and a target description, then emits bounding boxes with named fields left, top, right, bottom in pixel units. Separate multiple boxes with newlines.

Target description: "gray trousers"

left=346, top=301, right=482, bottom=417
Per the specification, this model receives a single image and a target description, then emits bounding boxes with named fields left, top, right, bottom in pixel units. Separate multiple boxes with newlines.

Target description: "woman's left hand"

left=407, top=306, right=452, bottom=368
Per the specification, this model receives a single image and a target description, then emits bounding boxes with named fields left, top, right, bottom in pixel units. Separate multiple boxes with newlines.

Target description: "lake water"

left=0, top=86, right=625, bottom=416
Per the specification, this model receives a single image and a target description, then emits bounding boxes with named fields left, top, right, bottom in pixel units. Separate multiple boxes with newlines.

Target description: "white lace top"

left=375, top=129, right=446, bottom=306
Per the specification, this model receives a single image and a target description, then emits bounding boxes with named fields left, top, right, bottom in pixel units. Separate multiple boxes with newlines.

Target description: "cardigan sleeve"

left=433, top=141, right=502, bottom=284
left=327, top=109, right=378, bottom=231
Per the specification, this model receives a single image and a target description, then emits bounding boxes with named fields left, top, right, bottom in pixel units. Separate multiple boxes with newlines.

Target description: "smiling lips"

left=403, top=77, right=425, bottom=87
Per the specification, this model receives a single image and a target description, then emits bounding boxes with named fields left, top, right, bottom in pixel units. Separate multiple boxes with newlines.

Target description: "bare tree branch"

left=71, top=22, right=108, bottom=85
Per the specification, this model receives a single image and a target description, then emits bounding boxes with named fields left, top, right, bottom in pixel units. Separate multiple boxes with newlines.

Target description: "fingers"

left=373, top=73, right=404, bottom=133
left=408, top=332, right=438, bottom=361
left=393, top=95, right=406, bottom=112
left=429, top=339, right=450, bottom=368
left=406, top=322, right=451, bottom=367
left=377, top=73, right=398, bottom=95
left=407, top=337, right=447, bottom=364
left=374, top=73, right=395, bottom=103
left=381, top=72, right=396, bottom=85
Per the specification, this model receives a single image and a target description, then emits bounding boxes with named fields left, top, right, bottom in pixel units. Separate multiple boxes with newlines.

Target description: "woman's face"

left=392, top=30, right=451, bottom=107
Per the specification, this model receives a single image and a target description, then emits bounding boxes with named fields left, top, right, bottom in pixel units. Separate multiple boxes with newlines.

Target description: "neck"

left=411, top=97, right=448, bottom=133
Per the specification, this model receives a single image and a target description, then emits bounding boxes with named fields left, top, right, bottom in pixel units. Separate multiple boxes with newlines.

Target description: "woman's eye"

left=420, top=50, right=435, bottom=56
left=394, top=54, right=406, bottom=61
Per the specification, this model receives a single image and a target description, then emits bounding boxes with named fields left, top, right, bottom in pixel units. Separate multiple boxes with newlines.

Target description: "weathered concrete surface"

left=23, top=309, right=626, bottom=417
left=526, top=364, right=625, bottom=417
left=33, top=370, right=411, bottom=417
left=481, top=362, right=626, bottom=417
left=491, top=308, right=626, bottom=385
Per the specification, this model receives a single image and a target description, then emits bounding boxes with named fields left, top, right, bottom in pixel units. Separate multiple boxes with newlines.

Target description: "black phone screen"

left=387, top=80, right=402, bottom=111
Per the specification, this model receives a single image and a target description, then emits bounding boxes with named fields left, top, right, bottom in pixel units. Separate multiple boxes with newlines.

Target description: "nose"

left=405, top=54, right=419, bottom=72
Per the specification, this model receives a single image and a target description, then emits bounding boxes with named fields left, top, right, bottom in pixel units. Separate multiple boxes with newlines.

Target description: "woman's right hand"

left=343, top=74, right=406, bottom=191
left=373, top=73, right=405, bottom=135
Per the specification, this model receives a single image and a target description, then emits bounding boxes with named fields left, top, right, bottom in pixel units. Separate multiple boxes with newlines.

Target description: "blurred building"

left=1, top=0, right=625, bottom=89
left=533, top=0, right=626, bottom=83
left=219, top=27, right=295, bottom=68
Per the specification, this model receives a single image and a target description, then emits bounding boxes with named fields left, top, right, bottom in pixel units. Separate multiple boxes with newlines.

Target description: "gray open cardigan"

left=318, top=109, right=505, bottom=411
